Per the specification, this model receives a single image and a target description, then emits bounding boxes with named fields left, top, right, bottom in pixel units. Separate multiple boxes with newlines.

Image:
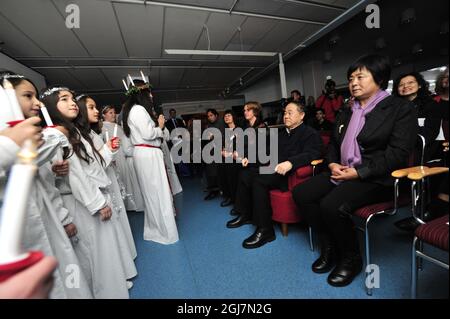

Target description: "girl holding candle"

left=76, top=95, right=137, bottom=277
left=1, top=75, right=93, bottom=298
left=122, top=85, right=178, bottom=244
left=41, top=86, right=130, bottom=298
left=102, top=105, right=144, bottom=212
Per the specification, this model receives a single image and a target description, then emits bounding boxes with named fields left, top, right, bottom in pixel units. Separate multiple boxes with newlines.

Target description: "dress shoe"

left=226, top=215, right=251, bottom=228
left=204, top=191, right=219, bottom=200
left=220, top=198, right=232, bottom=207
left=312, top=237, right=336, bottom=274
left=327, top=254, right=363, bottom=287
left=242, top=227, right=276, bottom=249
left=394, top=217, right=421, bottom=232
left=230, top=208, right=239, bottom=216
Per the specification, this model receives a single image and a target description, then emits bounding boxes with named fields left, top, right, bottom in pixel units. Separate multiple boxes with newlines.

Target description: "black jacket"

left=326, top=95, right=418, bottom=186
left=278, top=124, right=322, bottom=173
left=165, top=117, right=185, bottom=132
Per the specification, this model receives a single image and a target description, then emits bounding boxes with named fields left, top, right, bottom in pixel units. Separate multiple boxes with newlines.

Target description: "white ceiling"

left=0, top=0, right=362, bottom=105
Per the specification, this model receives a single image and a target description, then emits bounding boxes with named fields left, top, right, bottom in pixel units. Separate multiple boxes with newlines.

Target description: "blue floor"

left=128, top=177, right=448, bottom=299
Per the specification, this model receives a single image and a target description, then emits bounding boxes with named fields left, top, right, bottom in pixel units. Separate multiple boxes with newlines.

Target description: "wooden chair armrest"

left=391, top=166, right=428, bottom=179
left=311, top=159, right=324, bottom=166
left=407, top=167, right=449, bottom=181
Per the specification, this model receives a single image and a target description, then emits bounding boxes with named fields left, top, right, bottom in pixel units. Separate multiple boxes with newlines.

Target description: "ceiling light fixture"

left=164, top=49, right=277, bottom=57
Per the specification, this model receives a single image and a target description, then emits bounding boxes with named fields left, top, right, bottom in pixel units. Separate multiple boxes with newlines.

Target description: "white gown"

left=21, top=128, right=92, bottom=299
left=127, top=105, right=179, bottom=244
left=102, top=122, right=144, bottom=211
left=161, top=129, right=183, bottom=196
left=90, top=130, right=138, bottom=264
left=58, top=134, right=130, bottom=299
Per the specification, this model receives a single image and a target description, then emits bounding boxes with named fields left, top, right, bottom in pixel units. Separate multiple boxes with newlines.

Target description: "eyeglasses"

left=398, top=80, right=417, bottom=88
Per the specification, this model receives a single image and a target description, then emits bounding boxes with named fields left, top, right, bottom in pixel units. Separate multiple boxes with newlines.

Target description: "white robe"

left=127, top=105, right=178, bottom=244
left=161, top=129, right=183, bottom=196
left=90, top=130, right=137, bottom=263
left=58, top=134, right=130, bottom=299
left=21, top=128, right=92, bottom=298
left=102, top=122, right=144, bottom=211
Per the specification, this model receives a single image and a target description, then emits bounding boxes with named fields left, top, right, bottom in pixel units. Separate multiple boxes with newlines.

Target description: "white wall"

left=0, top=53, right=46, bottom=90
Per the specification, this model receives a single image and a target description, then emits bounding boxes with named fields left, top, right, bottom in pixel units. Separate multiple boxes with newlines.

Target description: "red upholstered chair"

left=409, top=167, right=449, bottom=298
left=353, top=135, right=429, bottom=296
left=270, top=160, right=323, bottom=251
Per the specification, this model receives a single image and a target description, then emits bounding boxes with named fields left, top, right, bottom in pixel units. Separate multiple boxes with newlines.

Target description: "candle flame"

left=17, top=140, right=38, bottom=165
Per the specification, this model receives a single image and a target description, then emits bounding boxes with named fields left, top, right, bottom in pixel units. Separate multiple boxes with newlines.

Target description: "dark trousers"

left=292, top=172, right=392, bottom=256
left=218, top=163, right=240, bottom=202
left=234, top=168, right=288, bottom=228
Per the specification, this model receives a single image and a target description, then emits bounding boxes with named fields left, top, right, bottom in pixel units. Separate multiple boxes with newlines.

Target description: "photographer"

left=316, top=77, right=344, bottom=123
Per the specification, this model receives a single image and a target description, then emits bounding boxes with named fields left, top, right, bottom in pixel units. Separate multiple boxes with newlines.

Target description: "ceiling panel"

left=159, top=68, right=186, bottom=87
left=251, top=21, right=308, bottom=52
left=235, top=0, right=285, bottom=15
left=101, top=68, right=159, bottom=89
left=40, top=69, right=87, bottom=90
left=156, top=0, right=235, bottom=10
left=0, top=14, right=48, bottom=57
left=162, top=7, right=210, bottom=59
left=278, top=24, right=321, bottom=53
left=52, top=0, right=127, bottom=57
left=113, top=2, right=164, bottom=57
left=0, top=0, right=89, bottom=56
left=65, top=68, right=112, bottom=90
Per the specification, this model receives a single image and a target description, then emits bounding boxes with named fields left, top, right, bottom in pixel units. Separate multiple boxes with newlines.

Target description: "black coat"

left=326, top=95, right=418, bottom=186
left=165, top=118, right=185, bottom=132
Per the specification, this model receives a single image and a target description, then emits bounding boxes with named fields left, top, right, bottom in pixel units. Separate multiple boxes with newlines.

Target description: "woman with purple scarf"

left=292, top=54, right=418, bottom=287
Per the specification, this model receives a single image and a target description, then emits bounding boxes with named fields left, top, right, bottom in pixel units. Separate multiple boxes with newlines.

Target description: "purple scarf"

left=340, top=90, right=390, bottom=168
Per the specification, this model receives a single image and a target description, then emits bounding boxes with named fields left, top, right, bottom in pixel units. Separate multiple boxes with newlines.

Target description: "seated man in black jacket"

left=226, top=101, right=322, bottom=249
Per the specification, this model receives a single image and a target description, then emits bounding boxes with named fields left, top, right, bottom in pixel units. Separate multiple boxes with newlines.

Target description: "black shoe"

left=230, top=208, right=240, bottom=216
left=242, top=227, right=276, bottom=249
left=226, top=215, right=251, bottom=228
left=394, top=217, right=421, bottom=232
left=204, top=191, right=219, bottom=200
left=312, top=237, right=336, bottom=274
left=220, top=198, right=232, bottom=207
left=327, top=254, right=363, bottom=287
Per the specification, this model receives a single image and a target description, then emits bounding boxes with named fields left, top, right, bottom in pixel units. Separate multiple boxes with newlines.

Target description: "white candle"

left=0, top=86, right=16, bottom=130
left=2, top=79, right=24, bottom=121
left=128, top=74, right=135, bottom=87
left=105, top=131, right=110, bottom=142
left=122, top=79, right=129, bottom=91
left=113, top=124, right=118, bottom=138
left=40, top=104, right=54, bottom=127
left=140, top=70, right=146, bottom=83
left=0, top=140, right=38, bottom=264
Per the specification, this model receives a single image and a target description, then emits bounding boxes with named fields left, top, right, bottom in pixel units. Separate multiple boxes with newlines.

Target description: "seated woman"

left=292, top=54, right=418, bottom=287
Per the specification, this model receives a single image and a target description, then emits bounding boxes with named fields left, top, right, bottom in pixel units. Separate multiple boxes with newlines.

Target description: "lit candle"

left=140, top=70, right=146, bottom=83
left=128, top=74, right=135, bottom=87
left=113, top=124, right=118, bottom=138
left=0, top=86, right=16, bottom=130
left=2, top=79, right=24, bottom=121
left=0, top=140, right=38, bottom=264
left=40, top=103, right=54, bottom=127
left=122, top=79, right=129, bottom=91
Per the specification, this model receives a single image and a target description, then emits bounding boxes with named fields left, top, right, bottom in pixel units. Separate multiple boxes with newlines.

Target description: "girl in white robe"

left=121, top=87, right=178, bottom=244
left=161, top=129, right=183, bottom=196
left=41, top=86, right=129, bottom=298
left=102, top=112, right=144, bottom=212
left=3, top=76, right=92, bottom=298
left=76, top=96, right=137, bottom=272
